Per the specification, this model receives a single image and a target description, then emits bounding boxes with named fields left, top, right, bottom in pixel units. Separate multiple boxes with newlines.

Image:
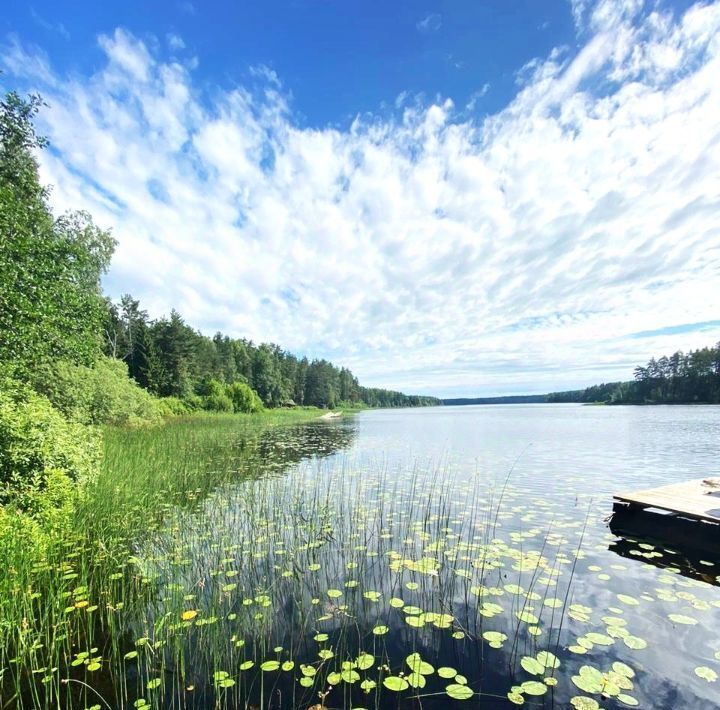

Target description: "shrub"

left=183, top=394, right=204, bottom=411
left=199, top=379, right=232, bottom=412
left=156, top=396, right=190, bottom=417
left=0, top=378, right=100, bottom=514
left=226, top=381, right=264, bottom=413
left=32, top=356, right=164, bottom=426
left=199, top=380, right=263, bottom=413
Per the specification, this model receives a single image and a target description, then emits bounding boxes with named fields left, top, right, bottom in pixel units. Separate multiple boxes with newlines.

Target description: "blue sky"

left=5, top=1, right=582, bottom=124
left=2, top=0, right=719, bottom=396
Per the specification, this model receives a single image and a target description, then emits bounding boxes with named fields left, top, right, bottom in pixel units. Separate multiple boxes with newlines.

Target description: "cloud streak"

left=417, top=13, right=442, bottom=33
left=2, top=2, right=720, bottom=396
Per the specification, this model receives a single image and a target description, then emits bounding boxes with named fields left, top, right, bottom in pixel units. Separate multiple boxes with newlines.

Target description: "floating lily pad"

left=520, top=657, right=544, bottom=675
left=438, top=666, right=457, bottom=679
left=383, top=676, right=409, bottom=692
left=356, top=652, right=374, bottom=670
left=536, top=651, right=560, bottom=669
left=516, top=610, right=539, bottom=624
left=406, top=653, right=434, bottom=675
left=617, top=694, right=640, bottom=706
left=570, top=697, right=600, bottom=709
left=446, top=683, right=473, bottom=700
left=668, top=614, right=697, bottom=625
left=617, top=594, right=640, bottom=606
left=521, top=680, right=547, bottom=696
left=623, top=635, right=647, bottom=650
left=695, top=666, right=718, bottom=682
left=612, top=661, right=635, bottom=678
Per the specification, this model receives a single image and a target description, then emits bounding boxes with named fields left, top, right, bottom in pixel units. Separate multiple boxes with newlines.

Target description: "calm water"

left=142, top=404, right=720, bottom=709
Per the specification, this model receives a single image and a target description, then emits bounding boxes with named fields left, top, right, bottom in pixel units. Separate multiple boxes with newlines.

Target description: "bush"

left=156, top=396, right=190, bottom=417
left=0, top=378, right=100, bottom=515
left=199, top=379, right=232, bottom=412
left=183, top=394, right=204, bottom=411
left=199, top=379, right=263, bottom=414
left=31, top=356, right=164, bottom=426
left=226, top=381, right=264, bottom=413
left=203, top=392, right=234, bottom=412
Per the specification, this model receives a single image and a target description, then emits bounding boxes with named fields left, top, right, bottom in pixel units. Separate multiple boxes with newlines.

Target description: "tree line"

left=547, top=343, right=720, bottom=404
left=102, top=295, right=439, bottom=410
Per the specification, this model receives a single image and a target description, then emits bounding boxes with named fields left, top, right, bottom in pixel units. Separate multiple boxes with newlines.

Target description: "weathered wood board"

left=613, top=479, right=720, bottom=524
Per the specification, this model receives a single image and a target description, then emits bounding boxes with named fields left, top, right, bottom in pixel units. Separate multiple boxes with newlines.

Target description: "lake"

left=129, top=404, right=720, bottom=708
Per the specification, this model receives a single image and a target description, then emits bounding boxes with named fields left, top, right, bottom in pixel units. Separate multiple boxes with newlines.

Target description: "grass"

left=0, top=410, right=665, bottom=709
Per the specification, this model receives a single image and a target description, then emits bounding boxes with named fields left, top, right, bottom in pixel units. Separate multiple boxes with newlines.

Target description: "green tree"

left=0, top=91, right=115, bottom=375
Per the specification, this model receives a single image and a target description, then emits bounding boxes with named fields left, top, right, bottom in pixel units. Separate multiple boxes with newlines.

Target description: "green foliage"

left=548, top=342, right=720, bottom=405
left=101, top=294, right=438, bottom=409
left=200, top=379, right=263, bottom=413
left=203, top=382, right=234, bottom=412
left=155, top=396, right=190, bottom=417
left=359, top=386, right=441, bottom=408
left=0, top=92, right=116, bottom=375
left=0, top=378, right=100, bottom=514
left=31, top=356, right=165, bottom=426
left=226, top=381, right=264, bottom=413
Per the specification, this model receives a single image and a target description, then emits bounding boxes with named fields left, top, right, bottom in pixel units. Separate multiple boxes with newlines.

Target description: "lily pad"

left=383, top=676, right=409, bottom=692
left=695, top=666, right=718, bottom=682
left=446, top=683, right=473, bottom=700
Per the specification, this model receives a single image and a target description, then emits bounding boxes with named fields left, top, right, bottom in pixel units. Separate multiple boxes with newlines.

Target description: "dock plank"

left=613, top=479, right=720, bottom=524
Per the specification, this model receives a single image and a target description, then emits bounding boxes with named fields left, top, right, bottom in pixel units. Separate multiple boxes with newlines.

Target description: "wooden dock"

left=613, top=478, right=720, bottom=524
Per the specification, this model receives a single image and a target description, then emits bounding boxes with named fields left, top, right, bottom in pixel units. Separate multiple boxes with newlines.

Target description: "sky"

left=2, top=0, right=720, bottom=397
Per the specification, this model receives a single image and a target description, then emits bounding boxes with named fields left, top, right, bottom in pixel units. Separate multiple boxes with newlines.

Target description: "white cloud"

left=466, top=84, right=490, bottom=111
left=3, top=1, right=720, bottom=396
left=417, top=13, right=442, bottom=33
left=97, top=28, right=152, bottom=83
left=167, top=33, right=185, bottom=51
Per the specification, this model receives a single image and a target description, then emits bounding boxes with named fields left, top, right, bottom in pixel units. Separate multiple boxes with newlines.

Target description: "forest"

left=547, top=344, right=720, bottom=404
left=103, top=296, right=439, bottom=411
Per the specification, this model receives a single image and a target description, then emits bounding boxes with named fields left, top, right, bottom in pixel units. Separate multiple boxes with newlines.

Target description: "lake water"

left=141, top=404, right=720, bottom=709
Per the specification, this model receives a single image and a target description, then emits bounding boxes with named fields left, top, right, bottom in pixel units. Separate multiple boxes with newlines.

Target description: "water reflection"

left=609, top=511, right=720, bottom=585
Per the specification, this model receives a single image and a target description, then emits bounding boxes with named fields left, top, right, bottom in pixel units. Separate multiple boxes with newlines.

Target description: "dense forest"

left=547, top=344, right=720, bottom=404
left=442, top=395, right=547, bottom=405
left=102, top=296, right=439, bottom=410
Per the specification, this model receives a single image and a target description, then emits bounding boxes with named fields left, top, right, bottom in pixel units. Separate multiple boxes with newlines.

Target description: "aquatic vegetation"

left=1, top=413, right=720, bottom=709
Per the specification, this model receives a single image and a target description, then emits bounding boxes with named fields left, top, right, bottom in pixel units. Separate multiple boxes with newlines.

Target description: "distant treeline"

left=104, top=296, right=440, bottom=410
left=546, top=382, right=622, bottom=404
left=442, top=395, right=547, bottom=405
left=548, top=343, right=720, bottom=404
